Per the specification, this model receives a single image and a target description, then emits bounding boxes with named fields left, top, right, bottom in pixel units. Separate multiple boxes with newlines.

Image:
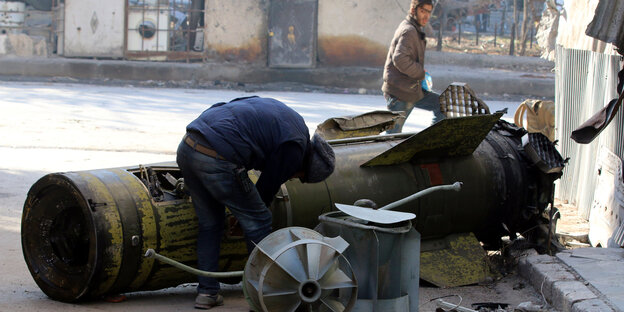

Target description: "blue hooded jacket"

left=187, top=96, right=310, bottom=205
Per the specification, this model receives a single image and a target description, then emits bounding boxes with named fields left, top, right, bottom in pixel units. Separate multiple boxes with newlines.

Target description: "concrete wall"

left=317, top=0, right=405, bottom=66
left=63, top=0, right=125, bottom=58
left=204, top=0, right=407, bottom=67
left=0, top=33, right=48, bottom=57
left=204, top=0, right=269, bottom=64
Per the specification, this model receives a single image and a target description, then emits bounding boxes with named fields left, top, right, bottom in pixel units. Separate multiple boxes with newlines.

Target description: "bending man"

left=176, top=96, right=335, bottom=309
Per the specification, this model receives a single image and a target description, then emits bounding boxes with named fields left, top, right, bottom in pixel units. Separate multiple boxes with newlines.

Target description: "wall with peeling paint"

left=204, top=0, right=269, bottom=64
left=203, top=0, right=409, bottom=67
left=317, top=0, right=406, bottom=66
left=63, top=0, right=125, bottom=58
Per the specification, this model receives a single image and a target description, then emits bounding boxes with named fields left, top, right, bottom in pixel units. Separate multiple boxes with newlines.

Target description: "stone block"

left=571, top=299, right=615, bottom=312
left=525, top=260, right=577, bottom=302
left=552, top=280, right=597, bottom=312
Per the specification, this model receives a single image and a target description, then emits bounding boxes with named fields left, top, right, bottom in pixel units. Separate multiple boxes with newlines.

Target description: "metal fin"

left=362, top=113, right=503, bottom=167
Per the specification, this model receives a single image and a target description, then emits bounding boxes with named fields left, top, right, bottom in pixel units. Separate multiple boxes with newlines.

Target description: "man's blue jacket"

left=187, top=96, right=310, bottom=206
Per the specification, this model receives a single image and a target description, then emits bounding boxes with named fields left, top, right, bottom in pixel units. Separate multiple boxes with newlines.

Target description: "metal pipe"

left=144, top=249, right=244, bottom=278
left=380, top=182, right=462, bottom=211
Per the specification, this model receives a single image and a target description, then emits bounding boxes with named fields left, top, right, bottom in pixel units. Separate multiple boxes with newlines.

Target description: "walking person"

left=383, top=0, right=445, bottom=133
left=176, top=96, right=335, bottom=309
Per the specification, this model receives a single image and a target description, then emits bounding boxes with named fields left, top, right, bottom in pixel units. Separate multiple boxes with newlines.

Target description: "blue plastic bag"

left=421, top=72, right=433, bottom=91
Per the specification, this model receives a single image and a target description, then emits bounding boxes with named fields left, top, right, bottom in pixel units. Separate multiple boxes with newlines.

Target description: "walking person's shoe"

left=194, top=293, right=224, bottom=309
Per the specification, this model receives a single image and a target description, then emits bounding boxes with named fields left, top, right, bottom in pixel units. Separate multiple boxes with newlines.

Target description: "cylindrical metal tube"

left=21, top=167, right=248, bottom=302
left=272, top=130, right=551, bottom=245
left=379, top=181, right=462, bottom=211
left=21, top=125, right=560, bottom=301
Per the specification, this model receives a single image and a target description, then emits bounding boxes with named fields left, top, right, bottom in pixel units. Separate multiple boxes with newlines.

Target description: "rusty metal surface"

left=21, top=165, right=247, bottom=301
left=280, top=120, right=560, bottom=248
left=586, top=0, right=624, bottom=51
left=20, top=118, right=565, bottom=300
left=268, top=0, right=317, bottom=68
left=317, top=35, right=387, bottom=66
left=314, top=110, right=404, bottom=140
left=209, top=40, right=265, bottom=63
left=439, top=82, right=491, bottom=118
left=362, top=113, right=502, bottom=167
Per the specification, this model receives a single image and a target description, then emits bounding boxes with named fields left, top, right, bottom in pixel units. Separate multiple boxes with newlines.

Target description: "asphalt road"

left=0, top=81, right=556, bottom=311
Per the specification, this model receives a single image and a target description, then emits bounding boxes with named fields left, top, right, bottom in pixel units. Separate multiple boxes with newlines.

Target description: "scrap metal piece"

left=521, top=133, right=565, bottom=174
left=439, top=82, right=491, bottom=118
left=21, top=166, right=248, bottom=302
left=315, top=110, right=405, bottom=140
left=585, top=0, right=624, bottom=52
left=335, top=203, right=415, bottom=224
left=21, top=112, right=566, bottom=300
left=243, top=227, right=357, bottom=312
left=362, top=113, right=502, bottom=167
left=335, top=182, right=461, bottom=224
left=316, top=212, right=421, bottom=312
left=420, top=233, right=492, bottom=287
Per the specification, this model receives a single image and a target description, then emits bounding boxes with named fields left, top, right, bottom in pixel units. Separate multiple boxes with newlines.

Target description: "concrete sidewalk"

left=519, top=248, right=624, bottom=312
left=0, top=51, right=555, bottom=98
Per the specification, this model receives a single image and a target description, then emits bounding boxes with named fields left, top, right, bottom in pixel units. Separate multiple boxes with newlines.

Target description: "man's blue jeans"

left=176, top=139, right=272, bottom=295
left=386, top=91, right=445, bottom=133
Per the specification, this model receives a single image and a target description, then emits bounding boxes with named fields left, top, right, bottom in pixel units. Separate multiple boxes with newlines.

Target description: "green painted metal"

left=273, top=120, right=554, bottom=246
left=21, top=166, right=248, bottom=302
left=21, top=117, right=562, bottom=301
left=362, top=113, right=503, bottom=167
left=420, top=232, right=491, bottom=287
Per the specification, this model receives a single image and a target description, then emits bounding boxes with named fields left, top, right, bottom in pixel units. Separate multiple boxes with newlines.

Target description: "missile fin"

left=361, top=113, right=503, bottom=167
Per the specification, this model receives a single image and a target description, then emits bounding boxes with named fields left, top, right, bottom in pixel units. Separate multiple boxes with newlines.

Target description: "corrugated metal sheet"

left=554, top=45, right=622, bottom=219
left=586, top=0, right=624, bottom=51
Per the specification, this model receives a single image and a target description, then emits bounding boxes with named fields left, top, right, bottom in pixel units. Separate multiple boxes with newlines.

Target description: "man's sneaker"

left=194, top=293, right=224, bottom=310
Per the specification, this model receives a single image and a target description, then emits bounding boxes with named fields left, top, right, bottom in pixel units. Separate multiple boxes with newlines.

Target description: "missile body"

left=21, top=116, right=564, bottom=301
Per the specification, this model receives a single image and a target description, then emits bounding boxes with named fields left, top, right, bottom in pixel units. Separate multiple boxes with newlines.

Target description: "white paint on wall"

left=204, top=0, right=267, bottom=49
left=317, top=0, right=405, bottom=46
left=589, top=146, right=624, bottom=247
left=63, top=0, right=125, bottom=57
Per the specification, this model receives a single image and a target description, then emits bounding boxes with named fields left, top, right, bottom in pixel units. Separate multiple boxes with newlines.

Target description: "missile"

left=21, top=112, right=565, bottom=301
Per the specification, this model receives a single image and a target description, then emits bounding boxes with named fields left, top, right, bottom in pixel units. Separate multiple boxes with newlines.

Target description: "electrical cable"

left=419, top=294, right=463, bottom=310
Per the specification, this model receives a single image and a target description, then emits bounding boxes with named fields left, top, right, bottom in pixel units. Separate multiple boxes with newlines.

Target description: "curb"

left=0, top=55, right=554, bottom=98
left=518, top=251, right=617, bottom=312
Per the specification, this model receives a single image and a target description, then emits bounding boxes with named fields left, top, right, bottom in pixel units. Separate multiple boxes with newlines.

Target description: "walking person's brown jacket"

left=382, top=15, right=427, bottom=103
